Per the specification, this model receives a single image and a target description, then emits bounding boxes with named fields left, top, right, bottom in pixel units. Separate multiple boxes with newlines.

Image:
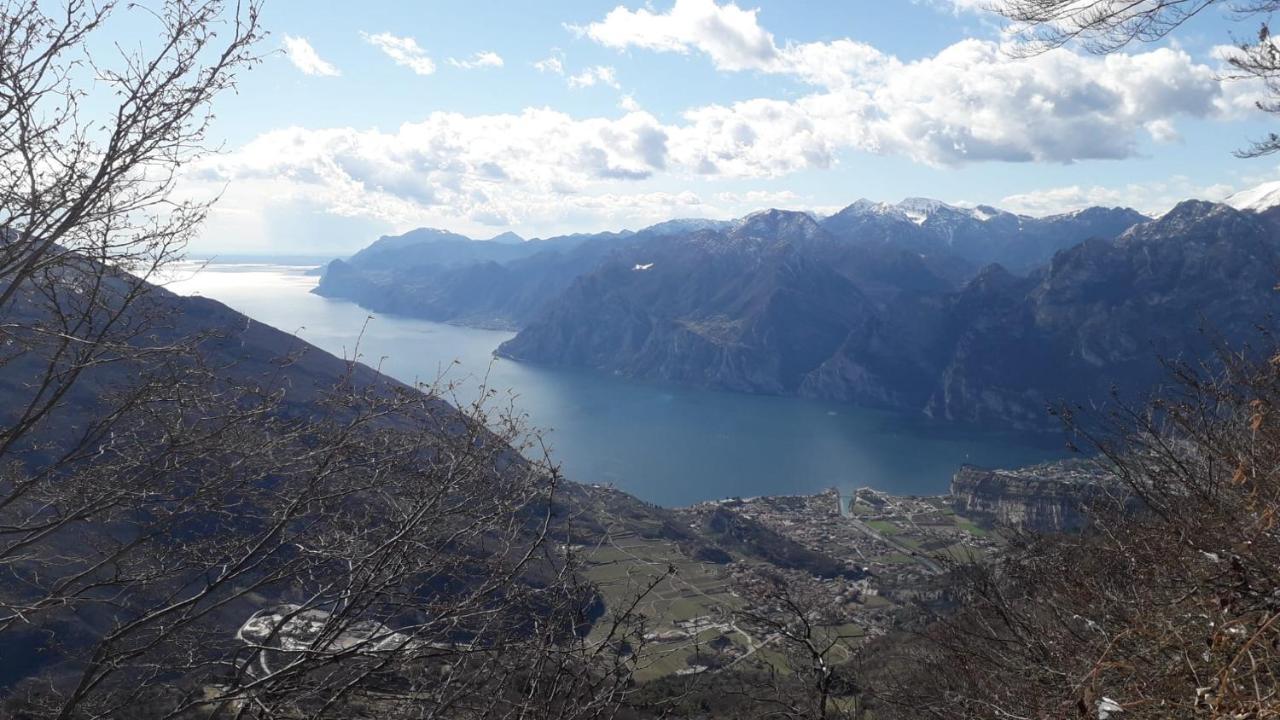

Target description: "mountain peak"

left=639, top=218, right=734, bottom=237
left=487, top=231, right=525, bottom=244
left=374, top=227, right=472, bottom=248
left=1118, top=199, right=1249, bottom=245
left=1161, top=199, right=1231, bottom=220
left=1225, top=180, right=1280, bottom=212
left=831, top=197, right=973, bottom=226
left=842, top=198, right=892, bottom=215
left=733, top=209, right=823, bottom=240
left=897, top=197, right=956, bottom=214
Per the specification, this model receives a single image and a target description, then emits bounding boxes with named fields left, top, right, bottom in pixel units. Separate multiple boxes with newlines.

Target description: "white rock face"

left=1225, top=180, right=1280, bottom=212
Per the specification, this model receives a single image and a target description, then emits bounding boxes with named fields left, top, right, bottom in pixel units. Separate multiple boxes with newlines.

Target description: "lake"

left=165, top=263, right=1065, bottom=506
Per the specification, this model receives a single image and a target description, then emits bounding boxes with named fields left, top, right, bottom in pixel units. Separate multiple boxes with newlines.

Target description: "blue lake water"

left=167, top=263, right=1066, bottom=506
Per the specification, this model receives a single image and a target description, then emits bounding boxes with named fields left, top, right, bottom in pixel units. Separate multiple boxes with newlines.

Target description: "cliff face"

left=496, top=215, right=915, bottom=400
left=925, top=201, right=1280, bottom=428
left=502, top=201, right=1274, bottom=430
left=319, top=197, right=1280, bottom=433
left=949, top=462, right=1132, bottom=533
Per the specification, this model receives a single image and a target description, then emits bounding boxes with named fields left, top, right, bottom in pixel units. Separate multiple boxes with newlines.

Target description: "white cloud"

left=576, top=0, right=895, bottom=89
left=577, top=0, right=779, bottom=72
left=193, top=33, right=1256, bottom=246
left=448, top=51, right=504, bottom=70
left=576, top=0, right=1249, bottom=166
left=533, top=49, right=566, bottom=75
left=568, top=65, right=620, bottom=89
left=998, top=176, right=1238, bottom=216
left=651, top=39, right=1243, bottom=171
left=535, top=49, right=621, bottom=91
left=282, top=35, right=340, bottom=77
left=362, top=32, right=436, bottom=75
left=1144, top=118, right=1180, bottom=143
left=933, top=0, right=992, bottom=13
left=867, top=41, right=1228, bottom=164
left=191, top=4, right=1266, bottom=249
left=190, top=108, right=674, bottom=230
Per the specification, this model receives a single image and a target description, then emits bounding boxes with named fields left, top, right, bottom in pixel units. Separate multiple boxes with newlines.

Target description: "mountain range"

left=315, top=191, right=1280, bottom=430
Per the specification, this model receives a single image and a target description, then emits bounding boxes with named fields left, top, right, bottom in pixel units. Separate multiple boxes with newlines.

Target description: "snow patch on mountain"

left=1225, top=180, right=1280, bottom=212
left=639, top=218, right=734, bottom=237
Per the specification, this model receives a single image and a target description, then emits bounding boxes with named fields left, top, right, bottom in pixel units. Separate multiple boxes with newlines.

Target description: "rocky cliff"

left=925, top=200, right=1280, bottom=427
left=504, top=199, right=1279, bottom=430
left=949, top=462, right=1132, bottom=532
left=317, top=195, right=1280, bottom=432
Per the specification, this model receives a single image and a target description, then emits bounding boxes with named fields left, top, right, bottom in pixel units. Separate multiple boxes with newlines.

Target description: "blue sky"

left=176, top=0, right=1280, bottom=254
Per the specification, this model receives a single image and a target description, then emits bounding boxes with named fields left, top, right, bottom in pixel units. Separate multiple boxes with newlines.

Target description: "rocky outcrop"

left=949, top=462, right=1133, bottom=533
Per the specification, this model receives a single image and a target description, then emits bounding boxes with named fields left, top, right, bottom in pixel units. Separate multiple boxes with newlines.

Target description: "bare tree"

left=0, top=3, right=653, bottom=718
left=988, top=0, right=1280, bottom=155
left=728, top=567, right=867, bottom=720
left=873, top=347, right=1280, bottom=719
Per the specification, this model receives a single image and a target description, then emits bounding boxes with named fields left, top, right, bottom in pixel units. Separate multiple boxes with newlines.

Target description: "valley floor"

left=575, top=486, right=996, bottom=680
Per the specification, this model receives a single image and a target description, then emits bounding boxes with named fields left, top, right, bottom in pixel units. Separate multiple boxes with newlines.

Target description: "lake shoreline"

left=169, top=262, right=1068, bottom=507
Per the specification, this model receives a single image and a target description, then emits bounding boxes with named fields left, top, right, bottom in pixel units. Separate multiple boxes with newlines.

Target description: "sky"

left=166, top=0, right=1280, bottom=254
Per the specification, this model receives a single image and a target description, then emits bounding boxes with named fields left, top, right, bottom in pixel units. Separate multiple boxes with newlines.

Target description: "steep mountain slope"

left=500, top=200, right=1280, bottom=430
left=496, top=211, right=935, bottom=401
left=314, top=199, right=1144, bottom=332
left=315, top=228, right=633, bottom=329
left=926, top=200, right=1280, bottom=426
left=4, top=260, right=867, bottom=696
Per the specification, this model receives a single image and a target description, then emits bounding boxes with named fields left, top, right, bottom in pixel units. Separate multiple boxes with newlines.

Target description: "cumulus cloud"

left=866, top=41, right=1231, bottom=164
left=362, top=32, right=436, bottom=75
left=195, top=34, right=1254, bottom=241
left=998, top=176, right=1238, bottom=216
left=191, top=108, right=673, bottom=221
left=568, top=65, right=621, bottom=89
left=655, top=40, right=1243, bottom=169
left=282, top=35, right=340, bottom=77
left=576, top=0, right=779, bottom=72
left=448, top=51, right=504, bottom=70
left=574, top=0, right=1251, bottom=165
left=576, top=0, right=901, bottom=89
left=194, top=3, right=1265, bottom=247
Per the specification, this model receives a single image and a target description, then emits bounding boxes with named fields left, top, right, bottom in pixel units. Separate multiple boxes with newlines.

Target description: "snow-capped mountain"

left=819, top=198, right=1146, bottom=271
left=498, top=197, right=1280, bottom=431
left=1225, top=180, right=1280, bottom=212
left=636, top=218, right=734, bottom=237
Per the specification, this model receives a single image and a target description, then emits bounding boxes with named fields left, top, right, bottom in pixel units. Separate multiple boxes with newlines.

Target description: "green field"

left=578, top=530, right=754, bottom=680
